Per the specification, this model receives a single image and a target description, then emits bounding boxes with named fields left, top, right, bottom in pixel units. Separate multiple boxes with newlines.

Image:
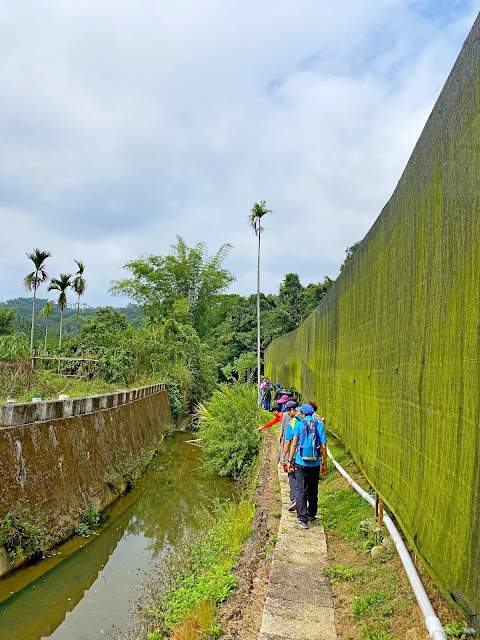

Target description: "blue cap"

left=275, top=383, right=280, bottom=387
left=299, top=404, right=314, bottom=415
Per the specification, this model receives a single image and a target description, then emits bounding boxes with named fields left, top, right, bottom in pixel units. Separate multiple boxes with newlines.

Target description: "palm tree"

left=24, top=248, right=52, bottom=356
left=72, top=260, right=87, bottom=337
left=39, top=301, right=54, bottom=351
left=48, top=274, right=72, bottom=349
left=248, top=200, right=272, bottom=400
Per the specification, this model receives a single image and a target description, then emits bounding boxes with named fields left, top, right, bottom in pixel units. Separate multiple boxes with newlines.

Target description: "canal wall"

left=265, top=13, right=480, bottom=628
left=0, top=384, right=172, bottom=575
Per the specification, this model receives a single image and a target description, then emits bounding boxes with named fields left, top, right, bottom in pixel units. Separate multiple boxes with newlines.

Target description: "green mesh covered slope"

left=265, top=14, right=480, bottom=626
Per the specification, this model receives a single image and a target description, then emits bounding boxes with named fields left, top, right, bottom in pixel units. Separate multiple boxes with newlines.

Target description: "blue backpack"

left=297, top=418, right=322, bottom=461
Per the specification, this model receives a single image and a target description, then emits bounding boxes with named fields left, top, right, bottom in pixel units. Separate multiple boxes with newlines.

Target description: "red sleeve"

left=259, top=415, right=282, bottom=430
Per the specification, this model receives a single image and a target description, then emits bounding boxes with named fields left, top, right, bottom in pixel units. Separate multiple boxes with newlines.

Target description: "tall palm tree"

left=24, top=248, right=52, bottom=356
left=39, top=301, right=54, bottom=351
left=48, top=274, right=72, bottom=349
left=72, top=260, right=87, bottom=337
left=248, top=200, right=272, bottom=400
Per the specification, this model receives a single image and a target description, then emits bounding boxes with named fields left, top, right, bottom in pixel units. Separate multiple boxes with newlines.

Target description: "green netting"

left=266, top=14, right=480, bottom=627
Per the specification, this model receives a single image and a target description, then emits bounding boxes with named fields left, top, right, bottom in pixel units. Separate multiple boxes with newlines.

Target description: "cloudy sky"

left=0, top=0, right=478, bottom=307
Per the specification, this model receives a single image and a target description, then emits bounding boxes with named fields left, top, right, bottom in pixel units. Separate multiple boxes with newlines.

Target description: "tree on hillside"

left=0, top=304, right=15, bottom=336
left=39, top=301, right=54, bottom=350
left=23, top=248, right=52, bottom=355
left=72, top=260, right=87, bottom=337
left=110, top=236, right=235, bottom=337
left=340, top=241, right=361, bottom=273
left=279, top=273, right=334, bottom=323
left=279, top=273, right=304, bottom=325
left=248, top=200, right=272, bottom=399
left=48, top=274, right=72, bottom=349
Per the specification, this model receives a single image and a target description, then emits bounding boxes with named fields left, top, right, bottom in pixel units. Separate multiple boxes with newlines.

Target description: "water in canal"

left=0, top=432, right=235, bottom=639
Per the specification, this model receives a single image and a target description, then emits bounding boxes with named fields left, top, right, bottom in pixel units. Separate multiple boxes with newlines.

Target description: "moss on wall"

left=265, top=14, right=480, bottom=627
left=0, top=389, right=172, bottom=568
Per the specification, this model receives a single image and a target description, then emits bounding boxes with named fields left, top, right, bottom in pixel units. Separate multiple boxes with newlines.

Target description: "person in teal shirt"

left=287, top=404, right=327, bottom=529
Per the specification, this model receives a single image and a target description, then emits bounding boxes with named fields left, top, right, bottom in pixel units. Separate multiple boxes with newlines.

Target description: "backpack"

left=297, top=418, right=322, bottom=461
left=263, top=386, right=272, bottom=400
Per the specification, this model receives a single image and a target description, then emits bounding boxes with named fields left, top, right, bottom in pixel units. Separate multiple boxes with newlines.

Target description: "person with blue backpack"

left=286, top=404, right=327, bottom=529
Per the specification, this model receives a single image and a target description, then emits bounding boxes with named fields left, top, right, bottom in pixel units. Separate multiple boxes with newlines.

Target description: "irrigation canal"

left=0, top=432, right=235, bottom=639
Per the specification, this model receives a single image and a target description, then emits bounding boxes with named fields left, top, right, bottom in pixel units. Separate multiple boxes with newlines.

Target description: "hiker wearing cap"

left=257, top=404, right=283, bottom=431
left=287, top=404, right=327, bottom=529
left=279, top=400, right=300, bottom=511
left=273, top=383, right=284, bottom=402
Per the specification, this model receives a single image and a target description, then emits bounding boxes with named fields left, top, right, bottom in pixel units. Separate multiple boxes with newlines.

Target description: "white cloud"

left=0, top=0, right=477, bottom=305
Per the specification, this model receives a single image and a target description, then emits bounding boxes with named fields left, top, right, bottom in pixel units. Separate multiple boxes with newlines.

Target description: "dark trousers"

left=295, top=464, right=320, bottom=524
left=264, top=397, right=271, bottom=411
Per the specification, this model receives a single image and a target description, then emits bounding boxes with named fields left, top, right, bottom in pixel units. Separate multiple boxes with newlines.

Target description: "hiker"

left=273, top=383, right=283, bottom=402
left=279, top=400, right=300, bottom=511
left=307, top=400, right=325, bottom=425
left=262, top=382, right=273, bottom=411
left=257, top=404, right=283, bottom=431
left=276, top=394, right=293, bottom=464
left=287, top=403, right=327, bottom=529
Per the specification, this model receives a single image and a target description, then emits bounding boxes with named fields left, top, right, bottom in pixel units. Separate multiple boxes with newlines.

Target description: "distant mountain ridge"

left=2, top=297, right=145, bottom=334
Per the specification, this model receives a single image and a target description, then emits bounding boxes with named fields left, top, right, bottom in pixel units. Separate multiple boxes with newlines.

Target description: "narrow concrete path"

left=258, top=466, right=337, bottom=640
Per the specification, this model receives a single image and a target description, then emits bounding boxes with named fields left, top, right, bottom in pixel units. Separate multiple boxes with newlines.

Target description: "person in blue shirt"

left=287, top=404, right=327, bottom=529
left=279, top=400, right=300, bottom=511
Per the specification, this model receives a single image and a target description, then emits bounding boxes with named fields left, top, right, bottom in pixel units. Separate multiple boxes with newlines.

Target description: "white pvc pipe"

left=327, top=447, right=448, bottom=640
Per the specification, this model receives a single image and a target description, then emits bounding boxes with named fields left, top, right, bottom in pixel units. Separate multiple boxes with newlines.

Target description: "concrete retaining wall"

left=265, top=14, right=480, bottom=628
left=0, top=384, right=172, bottom=575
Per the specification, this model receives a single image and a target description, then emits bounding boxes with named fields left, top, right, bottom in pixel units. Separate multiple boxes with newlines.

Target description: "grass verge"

left=321, top=433, right=468, bottom=640
left=128, top=498, right=256, bottom=640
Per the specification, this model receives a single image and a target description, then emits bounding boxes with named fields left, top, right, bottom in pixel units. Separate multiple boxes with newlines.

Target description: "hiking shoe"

left=287, top=501, right=297, bottom=512
left=308, top=516, right=318, bottom=524
left=294, top=518, right=308, bottom=529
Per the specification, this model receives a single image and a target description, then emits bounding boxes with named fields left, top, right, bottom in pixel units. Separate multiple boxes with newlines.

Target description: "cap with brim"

left=271, top=403, right=282, bottom=412
left=278, top=395, right=289, bottom=403
left=275, top=383, right=281, bottom=387
left=299, top=403, right=314, bottom=415
left=285, top=400, right=298, bottom=410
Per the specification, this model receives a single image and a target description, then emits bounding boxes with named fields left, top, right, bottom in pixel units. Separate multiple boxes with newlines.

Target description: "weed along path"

left=0, top=432, right=235, bottom=640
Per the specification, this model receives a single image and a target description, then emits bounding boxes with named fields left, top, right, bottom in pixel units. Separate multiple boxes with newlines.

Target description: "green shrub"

left=106, top=447, right=158, bottom=492
left=195, top=383, right=265, bottom=479
left=0, top=501, right=45, bottom=560
left=75, top=501, right=100, bottom=536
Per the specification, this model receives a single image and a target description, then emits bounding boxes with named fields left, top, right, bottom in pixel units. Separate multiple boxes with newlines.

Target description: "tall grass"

left=196, top=384, right=267, bottom=479
left=0, top=335, right=30, bottom=361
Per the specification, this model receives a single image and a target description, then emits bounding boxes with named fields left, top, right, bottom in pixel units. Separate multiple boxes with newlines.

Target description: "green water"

left=0, top=433, right=235, bottom=639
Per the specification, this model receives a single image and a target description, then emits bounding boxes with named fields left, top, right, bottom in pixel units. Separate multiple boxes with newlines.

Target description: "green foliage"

left=149, top=498, right=255, bottom=637
left=23, top=248, right=52, bottom=292
left=352, top=586, right=393, bottom=619
left=231, top=351, right=257, bottom=382
left=106, top=447, right=158, bottom=492
left=318, top=488, right=373, bottom=543
left=77, top=307, right=130, bottom=351
left=48, top=273, right=72, bottom=311
left=0, top=501, right=45, bottom=560
left=0, top=334, right=29, bottom=361
left=444, top=621, right=468, bottom=639
left=323, top=564, right=360, bottom=586
left=110, top=236, right=235, bottom=337
left=339, top=240, right=362, bottom=273
left=75, top=501, right=100, bottom=536
left=0, top=303, right=15, bottom=336
left=196, top=384, right=264, bottom=479
left=362, top=627, right=394, bottom=640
